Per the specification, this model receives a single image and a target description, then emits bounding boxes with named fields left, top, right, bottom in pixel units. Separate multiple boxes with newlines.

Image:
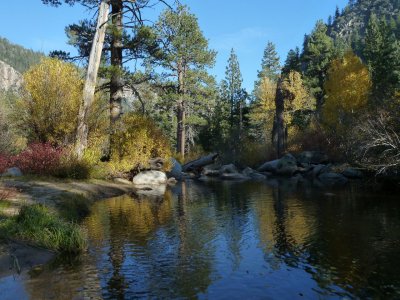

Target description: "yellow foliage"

left=110, top=113, right=172, bottom=174
left=249, top=77, right=276, bottom=142
left=323, top=51, right=371, bottom=130
left=15, top=58, right=83, bottom=145
left=281, top=71, right=315, bottom=126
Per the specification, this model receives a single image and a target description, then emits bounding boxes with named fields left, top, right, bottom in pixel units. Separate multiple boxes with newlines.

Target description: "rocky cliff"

left=0, top=60, right=22, bottom=92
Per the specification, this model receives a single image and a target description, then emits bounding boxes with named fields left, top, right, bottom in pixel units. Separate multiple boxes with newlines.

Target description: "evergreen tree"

left=302, top=20, right=334, bottom=113
left=282, top=47, right=301, bottom=75
left=222, top=49, right=244, bottom=125
left=364, top=14, right=400, bottom=104
left=256, top=41, right=280, bottom=83
left=154, top=4, right=216, bottom=157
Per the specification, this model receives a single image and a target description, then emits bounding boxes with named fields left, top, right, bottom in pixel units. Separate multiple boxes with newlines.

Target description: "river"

left=1, top=179, right=400, bottom=299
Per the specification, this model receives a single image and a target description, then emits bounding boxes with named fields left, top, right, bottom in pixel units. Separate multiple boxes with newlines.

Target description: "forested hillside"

left=328, top=0, right=400, bottom=51
left=0, top=37, right=44, bottom=73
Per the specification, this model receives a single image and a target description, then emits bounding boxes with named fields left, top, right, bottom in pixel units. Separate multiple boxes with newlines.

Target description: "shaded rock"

left=276, top=154, right=298, bottom=176
left=219, top=164, right=238, bottom=174
left=182, top=172, right=197, bottom=179
left=296, top=151, right=329, bottom=165
left=132, top=170, right=167, bottom=185
left=249, top=173, right=267, bottom=180
left=318, top=172, right=348, bottom=186
left=342, top=168, right=363, bottom=179
left=312, top=164, right=331, bottom=178
left=257, top=159, right=280, bottom=173
left=167, top=177, right=178, bottom=185
left=242, top=167, right=266, bottom=180
left=149, top=157, right=164, bottom=170
left=2, top=167, right=23, bottom=177
left=202, top=164, right=221, bottom=177
left=168, top=158, right=182, bottom=180
left=220, top=173, right=250, bottom=181
left=242, top=167, right=255, bottom=177
left=182, top=153, right=218, bottom=173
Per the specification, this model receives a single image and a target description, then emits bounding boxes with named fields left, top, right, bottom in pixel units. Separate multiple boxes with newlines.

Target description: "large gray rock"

left=202, top=164, right=220, bottom=177
left=219, top=164, right=238, bottom=174
left=342, top=168, right=363, bottom=179
left=242, top=167, right=267, bottom=180
left=296, top=151, right=329, bottom=165
left=276, top=154, right=298, bottom=176
left=132, top=170, right=167, bottom=185
left=318, top=172, right=348, bottom=186
left=257, top=159, right=280, bottom=173
left=168, top=158, right=183, bottom=180
left=312, top=164, right=331, bottom=178
left=2, top=167, right=23, bottom=177
left=220, top=173, right=250, bottom=181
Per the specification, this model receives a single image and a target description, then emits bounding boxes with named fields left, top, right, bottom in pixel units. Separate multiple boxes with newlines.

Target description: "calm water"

left=1, top=180, right=400, bottom=299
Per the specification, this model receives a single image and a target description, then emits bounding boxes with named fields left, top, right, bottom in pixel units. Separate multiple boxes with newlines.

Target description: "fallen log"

left=182, top=153, right=218, bottom=173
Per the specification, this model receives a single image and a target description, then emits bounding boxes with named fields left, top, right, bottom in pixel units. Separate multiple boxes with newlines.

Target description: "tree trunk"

left=177, top=64, right=186, bottom=159
left=75, top=0, right=109, bottom=158
left=275, top=79, right=285, bottom=158
left=182, top=153, right=219, bottom=173
left=110, top=0, right=124, bottom=125
left=177, top=99, right=186, bottom=158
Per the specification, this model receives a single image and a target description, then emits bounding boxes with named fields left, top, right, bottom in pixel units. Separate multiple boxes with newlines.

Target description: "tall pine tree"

left=302, top=20, right=334, bottom=113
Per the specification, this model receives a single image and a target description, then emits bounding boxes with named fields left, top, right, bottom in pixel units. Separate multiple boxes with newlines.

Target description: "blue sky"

left=1, top=0, right=348, bottom=91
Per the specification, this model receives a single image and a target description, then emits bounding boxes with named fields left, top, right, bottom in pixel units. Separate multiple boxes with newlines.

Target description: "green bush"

left=54, top=152, right=92, bottom=180
left=0, top=204, right=87, bottom=253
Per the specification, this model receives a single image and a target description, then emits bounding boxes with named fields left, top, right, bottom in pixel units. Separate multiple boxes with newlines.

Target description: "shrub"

left=54, top=152, right=92, bottom=180
left=110, top=113, right=172, bottom=175
left=0, top=154, right=10, bottom=173
left=11, top=143, right=63, bottom=176
left=0, top=204, right=87, bottom=253
left=13, top=58, right=83, bottom=145
left=355, top=111, right=400, bottom=174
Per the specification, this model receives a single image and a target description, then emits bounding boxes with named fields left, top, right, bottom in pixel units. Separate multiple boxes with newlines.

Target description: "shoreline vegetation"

left=0, top=178, right=136, bottom=256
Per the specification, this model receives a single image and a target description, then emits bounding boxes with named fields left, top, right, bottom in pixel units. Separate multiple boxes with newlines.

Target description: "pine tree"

left=256, top=41, right=280, bottom=83
left=154, top=4, right=216, bottom=157
left=222, top=49, right=243, bottom=125
left=364, top=14, right=400, bottom=104
left=282, top=47, right=301, bottom=75
left=302, top=20, right=334, bottom=113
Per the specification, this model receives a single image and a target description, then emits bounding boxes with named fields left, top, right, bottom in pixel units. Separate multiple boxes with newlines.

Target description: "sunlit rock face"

left=0, top=60, right=22, bottom=92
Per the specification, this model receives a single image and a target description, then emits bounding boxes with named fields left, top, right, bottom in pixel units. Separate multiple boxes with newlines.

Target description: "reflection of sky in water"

left=1, top=180, right=400, bottom=299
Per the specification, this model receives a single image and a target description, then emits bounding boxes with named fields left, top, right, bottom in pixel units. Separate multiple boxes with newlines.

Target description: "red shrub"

left=11, top=143, right=64, bottom=176
left=0, top=154, right=10, bottom=173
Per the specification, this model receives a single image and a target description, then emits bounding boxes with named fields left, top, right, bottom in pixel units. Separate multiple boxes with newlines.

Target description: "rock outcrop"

left=0, top=60, right=22, bottom=92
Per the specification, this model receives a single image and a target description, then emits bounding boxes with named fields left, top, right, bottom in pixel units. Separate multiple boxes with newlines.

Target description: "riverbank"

left=0, top=177, right=138, bottom=275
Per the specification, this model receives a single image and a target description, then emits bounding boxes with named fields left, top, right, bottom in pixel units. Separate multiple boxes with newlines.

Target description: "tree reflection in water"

left=11, top=180, right=400, bottom=299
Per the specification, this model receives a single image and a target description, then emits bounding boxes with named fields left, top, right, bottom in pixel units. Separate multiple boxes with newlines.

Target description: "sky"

left=0, top=0, right=349, bottom=92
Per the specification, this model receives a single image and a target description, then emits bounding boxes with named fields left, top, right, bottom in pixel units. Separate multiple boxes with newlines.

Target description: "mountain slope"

left=0, top=37, right=44, bottom=73
left=329, top=0, right=400, bottom=41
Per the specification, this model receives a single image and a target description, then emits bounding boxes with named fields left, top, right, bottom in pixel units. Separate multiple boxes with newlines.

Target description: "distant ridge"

left=328, top=0, right=400, bottom=41
left=0, top=37, right=44, bottom=73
